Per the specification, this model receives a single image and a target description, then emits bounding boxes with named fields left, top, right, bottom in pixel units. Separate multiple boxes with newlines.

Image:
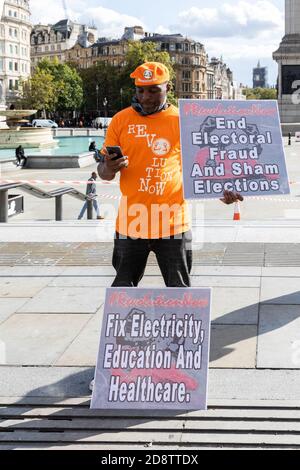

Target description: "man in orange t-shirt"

left=98, top=62, right=242, bottom=288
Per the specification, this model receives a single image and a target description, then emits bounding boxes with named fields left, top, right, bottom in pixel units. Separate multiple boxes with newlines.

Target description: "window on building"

left=184, top=43, right=189, bottom=52
left=9, top=28, right=13, bottom=37
left=9, top=79, right=13, bottom=90
left=15, top=80, right=19, bottom=90
left=0, top=59, right=3, bottom=71
left=9, top=44, right=13, bottom=54
left=182, top=70, right=191, bottom=80
left=9, top=61, right=13, bottom=71
left=182, top=83, right=191, bottom=92
left=14, top=62, right=18, bottom=71
left=15, top=46, right=18, bottom=55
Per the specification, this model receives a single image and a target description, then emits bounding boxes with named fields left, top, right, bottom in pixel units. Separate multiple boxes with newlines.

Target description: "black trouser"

left=112, top=231, right=193, bottom=288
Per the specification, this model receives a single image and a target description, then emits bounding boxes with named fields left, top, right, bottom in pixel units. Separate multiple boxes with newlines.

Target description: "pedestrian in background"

left=78, top=172, right=104, bottom=220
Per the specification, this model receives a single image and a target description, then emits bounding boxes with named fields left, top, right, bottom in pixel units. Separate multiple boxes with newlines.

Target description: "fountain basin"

left=0, top=110, right=56, bottom=149
left=0, top=127, right=57, bottom=149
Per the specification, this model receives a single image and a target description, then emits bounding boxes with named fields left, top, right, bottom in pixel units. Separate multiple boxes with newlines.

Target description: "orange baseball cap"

left=130, top=62, right=170, bottom=86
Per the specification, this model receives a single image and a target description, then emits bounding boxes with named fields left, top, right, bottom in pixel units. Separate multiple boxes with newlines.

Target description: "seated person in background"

left=16, top=145, right=27, bottom=168
left=89, top=141, right=102, bottom=162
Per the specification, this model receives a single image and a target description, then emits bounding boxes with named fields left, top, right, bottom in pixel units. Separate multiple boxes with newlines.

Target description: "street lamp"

left=96, top=84, right=99, bottom=116
left=103, top=97, right=108, bottom=136
left=120, top=87, right=123, bottom=110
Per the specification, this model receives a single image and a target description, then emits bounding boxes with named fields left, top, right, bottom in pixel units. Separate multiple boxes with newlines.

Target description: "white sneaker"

left=89, top=379, right=94, bottom=392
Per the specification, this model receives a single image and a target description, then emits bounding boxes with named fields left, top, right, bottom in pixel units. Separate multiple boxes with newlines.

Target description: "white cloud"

left=29, top=0, right=83, bottom=24
left=30, top=1, right=145, bottom=38
left=80, top=7, right=145, bottom=38
left=155, top=25, right=172, bottom=35
left=173, top=1, right=283, bottom=38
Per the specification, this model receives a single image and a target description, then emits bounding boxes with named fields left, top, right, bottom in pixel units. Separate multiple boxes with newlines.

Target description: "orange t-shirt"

left=104, top=105, right=190, bottom=239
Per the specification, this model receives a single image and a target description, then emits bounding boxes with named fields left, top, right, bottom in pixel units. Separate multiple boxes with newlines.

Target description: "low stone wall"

left=0, top=158, right=20, bottom=173
left=281, top=123, right=300, bottom=136
left=25, top=152, right=96, bottom=169
left=52, top=128, right=105, bottom=138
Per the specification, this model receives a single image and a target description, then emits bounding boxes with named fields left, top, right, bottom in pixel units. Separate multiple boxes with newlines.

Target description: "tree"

left=38, top=59, right=83, bottom=111
left=78, top=41, right=178, bottom=115
left=79, top=62, right=121, bottom=116
left=120, top=41, right=177, bottom=107
left=19, top=69, right=57, bottom=114
left=242, top=87, right=277, bottom=100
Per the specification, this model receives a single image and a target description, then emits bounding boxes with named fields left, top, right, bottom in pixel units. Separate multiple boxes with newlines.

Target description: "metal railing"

left=0, top=182, right=94, bottom=223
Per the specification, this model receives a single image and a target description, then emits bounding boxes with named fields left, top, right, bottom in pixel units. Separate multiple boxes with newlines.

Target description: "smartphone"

left=106, top=146, right=124, bottom=161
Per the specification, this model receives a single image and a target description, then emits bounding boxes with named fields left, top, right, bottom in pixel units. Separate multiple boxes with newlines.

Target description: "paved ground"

left=2, top=137, right=300, bottom=224
left=0, top=243, right=299, bottom=398
left=1, top=138, right=300, bottom=448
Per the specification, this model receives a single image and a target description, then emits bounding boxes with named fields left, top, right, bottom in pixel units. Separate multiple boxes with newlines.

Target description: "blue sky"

left=30, top=0, right=285, bottom=86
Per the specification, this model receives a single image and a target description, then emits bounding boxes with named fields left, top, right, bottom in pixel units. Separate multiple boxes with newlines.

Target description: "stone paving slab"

left=210, top=325, right=257, bottom=369
left=211, top=288, right=259, bottom=324
left=0, top=314, right=92, bottom=366
left=48, top=276, right=114, bottom=288
left=1, top=367, right=298, bottom=400
left=257, top=305, right=300, bottom=369
left=16, top=287, right=105, bottom=314
left=192, top=266, right=262, bottom=276
left=55, top=308, right=104, bottom=367
left=0, top=299, right=30, bottom=325
left=0, top=277, right=55, bottom=298
left=0, top=267, right=65, bottom=276
left=193, top=276, right=261, bottom=288
left=261, top=278, right=300, bottom=304
left=3, top=243, right=300, bottom=266
left=262, top=267, right=300, bottom=277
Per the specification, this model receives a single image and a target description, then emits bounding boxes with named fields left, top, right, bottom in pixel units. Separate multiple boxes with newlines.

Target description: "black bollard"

left=288, top=132, right=292, bottom=146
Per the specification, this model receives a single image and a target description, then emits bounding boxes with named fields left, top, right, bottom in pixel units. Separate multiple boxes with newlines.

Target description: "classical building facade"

left=0, top=0, right=31, bottom=106
left=31, top=19, right=97, bottom=69
left=67, top=25, right=238, bottom=101
left=209, top=57, right=234, bottom=99
left=141, top=33, right=208, bottom=99
left=273, top=0, right=300, bottom=122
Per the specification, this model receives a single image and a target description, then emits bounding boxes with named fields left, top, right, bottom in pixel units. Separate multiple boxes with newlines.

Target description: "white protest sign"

left=179, top=100, right=290, bottom=199
left=91, top=287, right=211, bottom=411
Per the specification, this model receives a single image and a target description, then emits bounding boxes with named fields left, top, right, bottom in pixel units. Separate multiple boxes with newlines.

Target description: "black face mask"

left=131, top=96, right=169, bottom=116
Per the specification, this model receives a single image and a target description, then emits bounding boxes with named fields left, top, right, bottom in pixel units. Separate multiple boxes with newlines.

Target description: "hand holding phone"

left=106, top=146, right=124, bottom=161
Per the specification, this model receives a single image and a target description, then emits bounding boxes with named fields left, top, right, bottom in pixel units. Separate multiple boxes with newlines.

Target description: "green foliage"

left=38, top=59, right=83, bottom=110
left=78, top=41, right=177, bottom=114
left=79, top=62, right=121, bottom=115
left=120, top=41, right=177, bottom=108
left=19, top=69, right=57, bottom=112
left=242, top=87, right=277, bottom=100
left=19, top=59, right=83, bottom=113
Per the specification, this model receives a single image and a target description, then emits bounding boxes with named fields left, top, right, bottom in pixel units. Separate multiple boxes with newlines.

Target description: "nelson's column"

left=273, top=0, right=300, bottom=124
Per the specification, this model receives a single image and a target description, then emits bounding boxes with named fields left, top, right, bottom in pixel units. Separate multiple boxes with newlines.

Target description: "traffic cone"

left=233, top=201, right=241, bottom=221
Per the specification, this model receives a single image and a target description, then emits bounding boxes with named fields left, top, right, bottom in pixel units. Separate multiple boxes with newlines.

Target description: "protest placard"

left=179, top=100, right=290, bottom=200
left=91, top=287, right=211, bottom=411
